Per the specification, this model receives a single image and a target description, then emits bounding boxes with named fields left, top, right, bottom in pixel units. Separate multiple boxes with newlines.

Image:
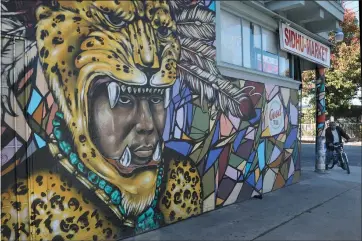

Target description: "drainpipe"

left=315, top=67, right=327, bottom=173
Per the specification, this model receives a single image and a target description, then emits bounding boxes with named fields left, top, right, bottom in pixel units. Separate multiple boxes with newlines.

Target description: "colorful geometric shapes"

left=280, top=87, right=290, bottom=107
left=268, top=145, right=281, bottom=164
left=202, top=165, right=215, bottom=202
left=228, top=153, right=244, bottom=168
left=233, top=129, right=246, bottom=152
left=203, top=191, right=215, bottom=212
left=263, top=168, right=276, bottom=193
left=284, top=127, right=298, bottom=148
left=288, top=158, right=295, bottom=178
left=225, top=166, right=238, bottom=180
left=236, top=139, right=253, bottom=160
left=218, top=145, right=230, bottom=182
left=289, top=103, right=298, bottom=125
left=249, top=109, right=261, bottom=125
left=27, top=89, right=42, bottom=115
left=245, top=127, right=255, bottom=140
left=165, top=141, right=192, bottom=156
left=205, top=148, right=223, bottom=171
left=211, top=121, right=220, bottom=145
left=189, top=106, right=209, bottom=139
left=217, top=177, right=236, bottom=200
left=223, top=182, right=243, bottom=206
left=220, top=114, right=234, bottom=136
left=34, top=133, right=46, bottom=149
left=257, top=141, right=265, bottom=170
left=227, top=113, right=241, bottom=129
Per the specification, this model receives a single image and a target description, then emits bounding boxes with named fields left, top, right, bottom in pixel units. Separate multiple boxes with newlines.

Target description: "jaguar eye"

left=150, top=96, right=163, bottom=104
left=157, top=26, right=172, bottom=38
left=104, top=13, right=125, bottom=27
left=119, top=96, right=131, bottom=104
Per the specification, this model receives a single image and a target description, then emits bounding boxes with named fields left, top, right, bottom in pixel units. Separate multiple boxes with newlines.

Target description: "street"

left=301, top=143, right=362, bottom=167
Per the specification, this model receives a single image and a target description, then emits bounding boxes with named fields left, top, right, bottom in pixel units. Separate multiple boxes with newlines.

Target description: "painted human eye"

left=119, top=96, right=132, bottom=104
left=157, top=26, right=172, bottom=38
left=150, top=96, right=163, bottom=104
left=104, top=13, right=126, bottom=27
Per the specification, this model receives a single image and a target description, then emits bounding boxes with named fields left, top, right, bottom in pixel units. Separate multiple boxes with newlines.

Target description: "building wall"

left=1, top=1, right=300, bottom=240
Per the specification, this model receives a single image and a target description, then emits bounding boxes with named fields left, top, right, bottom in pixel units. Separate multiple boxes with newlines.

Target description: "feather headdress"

left=1, top=2, right=38, bottom=117
left=174, top=4, right=258, bottom=120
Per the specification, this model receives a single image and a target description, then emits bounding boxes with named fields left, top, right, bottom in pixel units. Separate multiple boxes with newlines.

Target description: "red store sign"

left=280, top=23, right=331, bottom=67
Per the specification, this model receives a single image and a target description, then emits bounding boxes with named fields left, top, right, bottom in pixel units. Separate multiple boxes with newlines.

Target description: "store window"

left=220, top=10, right=242, bottom=66
left=242, top=20, right=251, bottom=68
left=279, top=50, right=291, bottom=77
left=262, top=29, right=279, bottom=75
left=218, top=9, right=294, bottom=79
left=252, top=24, right=262, bottom=71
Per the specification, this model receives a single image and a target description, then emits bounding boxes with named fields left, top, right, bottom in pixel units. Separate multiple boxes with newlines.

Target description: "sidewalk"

left=124, top=166, right=361, bottom=241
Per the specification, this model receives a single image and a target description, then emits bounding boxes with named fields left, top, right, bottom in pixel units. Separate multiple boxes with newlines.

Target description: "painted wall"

left=1, top=1, right=300, bottom=240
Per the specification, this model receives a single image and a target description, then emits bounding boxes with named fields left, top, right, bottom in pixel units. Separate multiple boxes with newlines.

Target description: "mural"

left=315, top=67, right=326, bottom=170
left=1, top=1, right=300, bottom=240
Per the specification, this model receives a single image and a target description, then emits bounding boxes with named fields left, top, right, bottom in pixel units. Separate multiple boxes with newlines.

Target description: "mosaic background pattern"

left=1, top=0, right=300, bottom=240
left=164, top=79, right=301, bottom=210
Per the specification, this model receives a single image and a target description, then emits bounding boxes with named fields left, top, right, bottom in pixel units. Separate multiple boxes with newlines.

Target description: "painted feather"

left=1, top=6, right=38, bottom=117
left=175, top=6, right=215, bottom=41
left=178, top=62, right=258, bottom=120
left=179, top=37, right=218, bottom=75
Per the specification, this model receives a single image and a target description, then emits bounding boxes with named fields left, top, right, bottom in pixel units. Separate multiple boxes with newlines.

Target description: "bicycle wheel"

left=342, top=152, right=350, bottom=174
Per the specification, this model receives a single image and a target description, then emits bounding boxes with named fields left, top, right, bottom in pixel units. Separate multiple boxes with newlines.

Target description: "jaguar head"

left=35, top=0, right=180, bottom=219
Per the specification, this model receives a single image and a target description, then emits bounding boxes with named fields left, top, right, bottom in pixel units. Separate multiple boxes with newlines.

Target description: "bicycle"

left=325, top=143, right=350, bottom=174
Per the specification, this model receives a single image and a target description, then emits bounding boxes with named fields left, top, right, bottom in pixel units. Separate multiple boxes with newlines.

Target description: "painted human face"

left=88, top=78, right=166, bottom=174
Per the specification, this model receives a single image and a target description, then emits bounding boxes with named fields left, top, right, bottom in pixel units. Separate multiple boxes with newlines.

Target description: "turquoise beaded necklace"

left=52, top=111, right=164, bottom=233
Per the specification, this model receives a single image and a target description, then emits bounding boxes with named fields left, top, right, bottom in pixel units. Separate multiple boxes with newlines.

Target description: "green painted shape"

left=42, top=111, right=50, bottom=130
left=196, top=124, right=216, bottom=162
left=265, top=139, right=274, bottom=162
left=276, top=140, right=284, bottom=150
left=189, top=106, right=209, bottom=139
left=229, top=153, right=244, bottom=168
left=28, top=117, right=41, bottom=134
left=290, top=89, right=298, bottom=105
left=189, top=148, right=202, bottom=163
left=202, top=165, right=215, bottom=198
left=280, top=161, right=290, bottom=180
left=239, top=121, right=250, bottom=130
left=254, top=124, right=263, bottom=147
left=17, top=84, right=32, bottom=109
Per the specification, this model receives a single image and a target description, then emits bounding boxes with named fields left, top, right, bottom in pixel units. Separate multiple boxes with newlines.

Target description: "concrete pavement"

left=124, top=166, right=361, bottom=241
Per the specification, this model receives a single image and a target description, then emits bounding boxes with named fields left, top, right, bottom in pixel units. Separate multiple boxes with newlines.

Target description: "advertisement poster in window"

left=267, top=95, right=284, bottom=136
left=256, top=52, right=278, bottom=75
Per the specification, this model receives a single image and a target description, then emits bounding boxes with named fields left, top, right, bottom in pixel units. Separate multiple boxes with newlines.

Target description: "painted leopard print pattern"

left=159, top=158, right=202, bottom=224
left=1, top=169, right=121, bottom=241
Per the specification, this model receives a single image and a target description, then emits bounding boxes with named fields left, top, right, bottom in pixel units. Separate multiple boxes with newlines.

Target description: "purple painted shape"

left=269, top=146, right=281, bottom=164
left=284, top=127, right=298, bottom=149
left=225, top=166, right=238, bottom=180
left=256, top=175, right=263, bottom=190
left=172, top=78, right=181, bottom=98
left=236, top=140, right=253, bottom=160
left=217, top=177, right=236, bottom=200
